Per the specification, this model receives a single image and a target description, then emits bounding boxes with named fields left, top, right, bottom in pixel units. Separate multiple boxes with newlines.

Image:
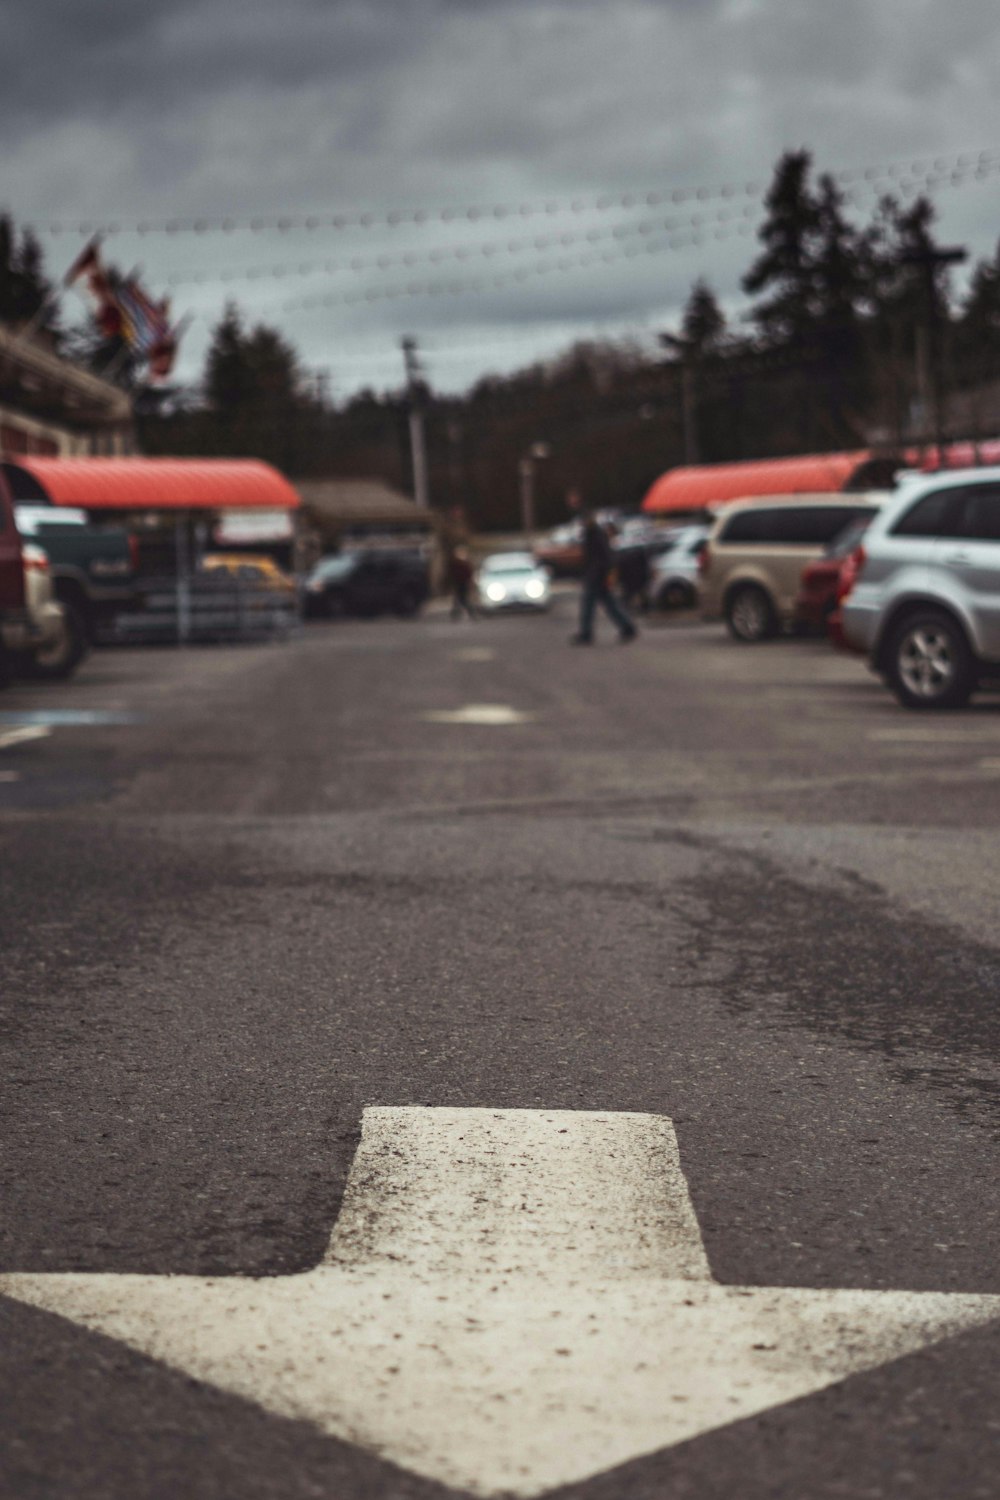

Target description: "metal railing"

left=105, top=572, right=301, bottom=645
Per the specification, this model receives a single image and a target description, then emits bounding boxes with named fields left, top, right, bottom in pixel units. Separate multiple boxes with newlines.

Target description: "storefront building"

left=0, top=326, right=133, bottom=459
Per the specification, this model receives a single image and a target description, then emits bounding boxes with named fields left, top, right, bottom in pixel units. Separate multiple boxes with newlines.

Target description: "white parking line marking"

left=452, top=648, right=497, bottom=662
left=2, top=1107, right=998, bottom=1498
left=422, top=703, right=532, bottom=725
left=0, top=726, right=52, bottom=750
left=868, top=727, right=997, bottom=743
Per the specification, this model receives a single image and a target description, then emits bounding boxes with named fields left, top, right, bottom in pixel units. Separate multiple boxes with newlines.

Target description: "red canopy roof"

left=641, top=451, right=872, bottom=514
left=905, top=439, right=1000, bottom=471
left=5, top=457, right=300, bottom=512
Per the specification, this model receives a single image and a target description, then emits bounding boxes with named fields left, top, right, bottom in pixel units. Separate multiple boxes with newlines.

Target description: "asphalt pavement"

left=1, top=594, right=999, bottom=1500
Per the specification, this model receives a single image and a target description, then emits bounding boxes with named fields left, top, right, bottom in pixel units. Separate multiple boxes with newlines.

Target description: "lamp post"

left=519, top=442, right=550, bottom=544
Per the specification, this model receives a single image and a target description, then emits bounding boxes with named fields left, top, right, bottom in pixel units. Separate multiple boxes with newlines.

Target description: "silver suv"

left=840, top=466, right=1000, bottom=708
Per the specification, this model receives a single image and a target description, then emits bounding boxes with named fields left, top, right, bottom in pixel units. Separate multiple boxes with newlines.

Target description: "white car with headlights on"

left=477, top=552, right=552, bottom=612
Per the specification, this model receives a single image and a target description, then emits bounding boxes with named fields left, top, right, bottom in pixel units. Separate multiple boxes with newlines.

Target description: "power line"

left=27, top=147, right=1000, bottom=239
left=280, top=223, right=759, bottom=315
left=139, top=152, right=1000, bottom=292
left=166, top=203, right=761, bottom=288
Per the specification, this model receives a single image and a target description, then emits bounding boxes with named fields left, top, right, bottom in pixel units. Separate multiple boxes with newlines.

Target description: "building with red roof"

left=641, top=450, right=896, bottom=516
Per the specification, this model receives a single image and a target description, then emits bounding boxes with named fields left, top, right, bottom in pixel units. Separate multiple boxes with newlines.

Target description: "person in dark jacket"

left=615, top=543, right=651, bottom=612
left=571, top=513, right=637, bottom=644
left=448, top=546, right=476, bottom=620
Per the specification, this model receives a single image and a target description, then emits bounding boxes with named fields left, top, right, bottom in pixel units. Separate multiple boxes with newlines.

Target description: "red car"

left=534, top=522, right=584, bottom=578
left=794, top=516, right=874, bottom=636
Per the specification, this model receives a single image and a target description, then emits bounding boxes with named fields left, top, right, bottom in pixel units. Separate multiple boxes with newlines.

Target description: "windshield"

left=822, top=516, right=873, bottom=558
left=314, top=556, right=355, bottom=580
left=481, top=554, right=536, bottom=573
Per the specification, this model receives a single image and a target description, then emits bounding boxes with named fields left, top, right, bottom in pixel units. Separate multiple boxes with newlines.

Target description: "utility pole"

left=519, top=442, right=550, bottom=544
left=401, top=336, right=430, bottom=509
left=900, top=244, right=967, bottom=458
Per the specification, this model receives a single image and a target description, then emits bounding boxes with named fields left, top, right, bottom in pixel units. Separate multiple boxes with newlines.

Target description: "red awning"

left=905, top=439, right=1000, bottom=471
left=641, top=451, right=872, bottom=514
left=5, top=457, right=300, bottom=512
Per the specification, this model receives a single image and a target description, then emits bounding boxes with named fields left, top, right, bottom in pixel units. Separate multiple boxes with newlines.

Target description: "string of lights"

left=28, top=147, right=1000, bottom=240
left=280, top=222, right=759, bottom=314
left=166, top=202, right=762, bottom=287
left=158, top=152, right=1000, bottom=293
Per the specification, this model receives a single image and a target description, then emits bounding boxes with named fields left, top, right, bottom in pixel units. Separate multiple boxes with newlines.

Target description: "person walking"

left=449, top=546, right=477, bottom=621
left=571, top=512, right=637, bottom=644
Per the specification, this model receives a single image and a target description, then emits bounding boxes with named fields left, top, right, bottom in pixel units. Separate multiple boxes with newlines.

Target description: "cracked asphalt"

left=1, top=595, right=999, bottom=1500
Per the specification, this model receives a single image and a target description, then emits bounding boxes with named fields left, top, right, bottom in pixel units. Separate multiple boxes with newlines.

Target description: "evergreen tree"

left=742, top=150, right=821, bottom=347
left=205, top=303, right=257, bottom=417
left=863, top=195, right=955, bottom=442
left=811, top=174, right=868, bottom=439
left=0, top=213, right=58, bottom=333
left=201, top=302, right=318, bottom=471
left=958, top=241, right=1000, bottom=379
left=681, top=279, right=726, bottom=353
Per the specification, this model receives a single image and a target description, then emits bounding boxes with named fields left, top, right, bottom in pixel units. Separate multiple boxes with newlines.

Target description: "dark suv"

left=304, top=549, right=430, bottom=619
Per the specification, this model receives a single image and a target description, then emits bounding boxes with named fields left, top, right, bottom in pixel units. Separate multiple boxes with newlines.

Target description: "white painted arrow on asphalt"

left=3, top=1108, right=999, bottom=1497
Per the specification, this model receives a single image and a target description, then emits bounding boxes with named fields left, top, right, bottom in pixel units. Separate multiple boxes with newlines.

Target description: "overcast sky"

left=3, top=0, right=1000, bottom=396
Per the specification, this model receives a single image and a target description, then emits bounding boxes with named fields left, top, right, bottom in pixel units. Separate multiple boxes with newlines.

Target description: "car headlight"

left=524, top=579, right=545, bottom=599
left=485, top=583, right=507, bottom=602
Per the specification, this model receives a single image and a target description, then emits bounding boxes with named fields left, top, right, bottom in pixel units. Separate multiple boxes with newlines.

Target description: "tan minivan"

left=700, top=492, right=888, bottom=641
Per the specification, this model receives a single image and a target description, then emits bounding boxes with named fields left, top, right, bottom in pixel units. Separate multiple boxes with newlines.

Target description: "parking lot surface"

left=2, top=597, right=999, bottom=1500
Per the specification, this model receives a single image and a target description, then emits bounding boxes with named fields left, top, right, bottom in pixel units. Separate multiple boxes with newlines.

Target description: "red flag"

left=63, top=238, right=102, bottom=286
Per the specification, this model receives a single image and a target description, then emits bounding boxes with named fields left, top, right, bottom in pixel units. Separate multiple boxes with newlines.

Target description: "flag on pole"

left=63, top=240, right=183, bottom=379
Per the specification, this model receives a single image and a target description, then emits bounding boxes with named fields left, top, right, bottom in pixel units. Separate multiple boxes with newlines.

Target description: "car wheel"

left=28, top=602, right=90, bottom=681
left=658, top=580, right=692, bottom=611
left=885, top=610, right=976, bottom=710
left=725, top=584, right=776, bottom=642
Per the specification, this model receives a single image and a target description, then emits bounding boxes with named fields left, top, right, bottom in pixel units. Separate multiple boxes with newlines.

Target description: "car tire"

left=885, top=610, right=976, bottom=710
left=658, top=580, right=692, bottom=611
left=725, top=584, right=776, bottom=642
left=27, top=602, right=90, bottom=681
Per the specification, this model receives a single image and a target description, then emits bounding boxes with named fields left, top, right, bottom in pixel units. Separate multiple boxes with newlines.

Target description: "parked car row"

left=698, top=493, right=887, bottom=641
left=662, top=469, right=1000, bottom=711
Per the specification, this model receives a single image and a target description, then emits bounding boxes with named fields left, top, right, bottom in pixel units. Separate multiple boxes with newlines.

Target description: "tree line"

left=4, top=150, right=1000, bottom=530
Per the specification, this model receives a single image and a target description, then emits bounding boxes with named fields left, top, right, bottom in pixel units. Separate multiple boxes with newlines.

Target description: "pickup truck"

left=13, top=504, right=138, bottom=652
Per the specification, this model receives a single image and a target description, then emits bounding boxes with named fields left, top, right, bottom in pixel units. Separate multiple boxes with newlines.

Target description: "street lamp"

left=519, top=442, right=550, bottom=543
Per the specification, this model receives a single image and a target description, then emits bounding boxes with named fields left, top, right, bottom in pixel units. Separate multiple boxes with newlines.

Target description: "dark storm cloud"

left=2, top=0, right=1000, bottom=391
left=2, top=0, right=416, bottom=128
left=6, top=0, right=999, bottom=214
